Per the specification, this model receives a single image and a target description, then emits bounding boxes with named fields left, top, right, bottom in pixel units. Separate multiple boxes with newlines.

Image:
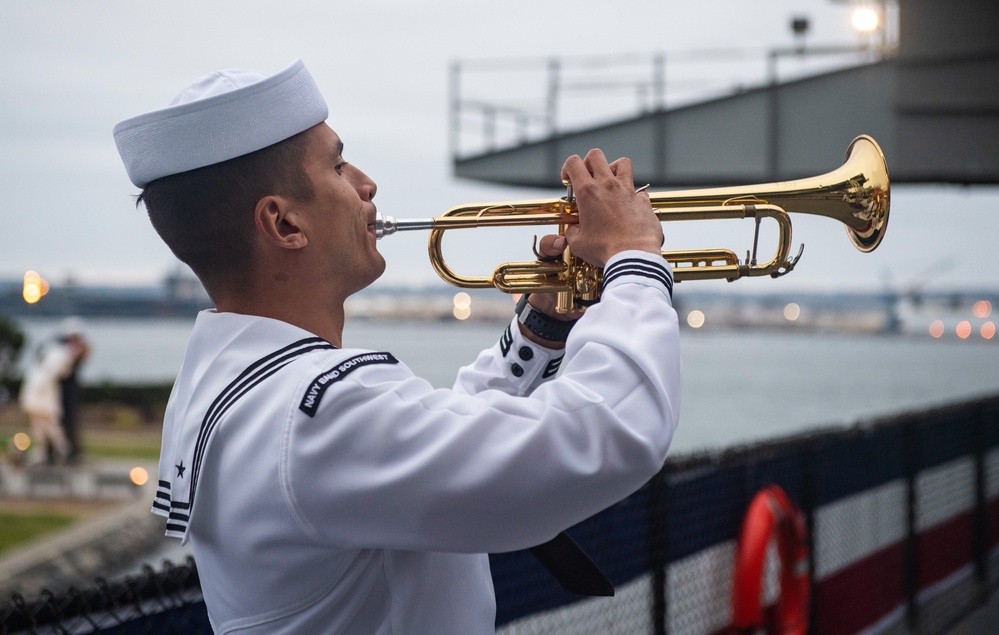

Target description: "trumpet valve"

left=572, top=264, right=600, bottom=296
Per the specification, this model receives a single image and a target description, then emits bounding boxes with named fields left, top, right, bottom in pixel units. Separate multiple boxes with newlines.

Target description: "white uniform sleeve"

left=281, top=251, right=680, bottom=554
left=452, top=318, right=566, bottom=397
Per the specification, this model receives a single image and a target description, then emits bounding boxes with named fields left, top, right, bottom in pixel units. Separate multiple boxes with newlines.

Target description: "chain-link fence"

left=1, top=557, right=208, bottom=634
left=3, top=395, right=998, bottom=634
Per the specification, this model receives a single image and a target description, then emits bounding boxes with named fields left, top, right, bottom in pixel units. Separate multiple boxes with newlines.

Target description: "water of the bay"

left=12, top=317, right=998, bottom=454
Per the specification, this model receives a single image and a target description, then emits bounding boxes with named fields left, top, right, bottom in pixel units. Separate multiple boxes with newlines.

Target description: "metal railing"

left=450, top=43, right=894, bottom=160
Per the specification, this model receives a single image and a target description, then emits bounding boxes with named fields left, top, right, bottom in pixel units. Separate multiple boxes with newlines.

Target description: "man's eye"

left=335, top=161, right=348, bottom=174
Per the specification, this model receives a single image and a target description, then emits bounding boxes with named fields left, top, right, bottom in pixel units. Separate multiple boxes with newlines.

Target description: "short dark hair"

left=137, top=129, right=315, bottom=300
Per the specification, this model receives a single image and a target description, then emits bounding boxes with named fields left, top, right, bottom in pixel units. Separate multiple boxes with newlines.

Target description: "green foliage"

left=79, top=428, right=162, bottom=460
left=82, top=441, right=162, bottom=461
left=0, top=513, right=75, bottom=555
left=82, top=383, right=173, bottom=411
left=0, top=316, right=25, bottom=381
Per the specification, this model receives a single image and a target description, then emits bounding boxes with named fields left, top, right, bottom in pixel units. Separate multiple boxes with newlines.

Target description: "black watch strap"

left=515, top=294, right=577, bottom=342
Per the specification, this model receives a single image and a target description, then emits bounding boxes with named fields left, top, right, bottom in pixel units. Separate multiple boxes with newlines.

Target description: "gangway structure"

left=451, top=0, right=998, bottom=188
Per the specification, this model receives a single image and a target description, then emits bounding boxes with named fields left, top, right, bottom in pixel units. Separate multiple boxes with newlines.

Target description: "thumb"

left=536, top=234, right=568, bottom=259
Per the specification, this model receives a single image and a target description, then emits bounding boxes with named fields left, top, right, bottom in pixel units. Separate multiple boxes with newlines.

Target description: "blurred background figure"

left=0, top=316, right=26, bottom=407
left=57, top=318, right=90, bottom=464
left=17, top=318, right=88, bottom=466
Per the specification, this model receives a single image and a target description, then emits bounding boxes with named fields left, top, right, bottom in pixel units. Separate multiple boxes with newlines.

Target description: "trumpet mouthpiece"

left=374, top=213, right=398, bottom=239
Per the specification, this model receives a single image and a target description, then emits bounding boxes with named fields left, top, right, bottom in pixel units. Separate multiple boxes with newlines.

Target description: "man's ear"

left=255, top=195, right=308, bottom=250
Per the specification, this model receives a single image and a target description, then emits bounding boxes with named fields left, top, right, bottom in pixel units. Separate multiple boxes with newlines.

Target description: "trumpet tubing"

left=376, top=135, right=890, bottom=313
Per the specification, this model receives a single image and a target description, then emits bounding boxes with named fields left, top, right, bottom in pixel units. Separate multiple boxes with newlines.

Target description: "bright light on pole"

left=852, top=7, right=880, bottom=33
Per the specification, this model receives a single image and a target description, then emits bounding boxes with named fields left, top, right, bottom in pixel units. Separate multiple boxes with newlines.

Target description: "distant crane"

left=881, top=256, right=956, bottom=334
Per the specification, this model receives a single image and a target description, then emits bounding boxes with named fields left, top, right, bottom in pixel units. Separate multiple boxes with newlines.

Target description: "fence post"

left=649, top=468, right=669, bottom=635
left=973, top=402, right=989, bottom=603
left=903, top=419, right=921, bottom=631
left=802, top=438, right=818, bottom=633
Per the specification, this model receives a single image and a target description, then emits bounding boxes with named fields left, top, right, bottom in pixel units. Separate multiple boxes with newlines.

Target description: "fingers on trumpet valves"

left=532, top=236, right=560, bottom=262
left=633, top=184, right=663, bottom=247
left=533, top=234, right=569, bottom=262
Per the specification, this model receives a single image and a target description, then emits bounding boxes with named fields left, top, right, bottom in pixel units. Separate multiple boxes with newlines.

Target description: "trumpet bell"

left=840, top=135, right=890, bottom=252
left=647, top=134, right=890, bottom=254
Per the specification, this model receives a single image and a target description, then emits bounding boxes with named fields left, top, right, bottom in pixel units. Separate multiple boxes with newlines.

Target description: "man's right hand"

left=560, top=149, right=663, bottom=267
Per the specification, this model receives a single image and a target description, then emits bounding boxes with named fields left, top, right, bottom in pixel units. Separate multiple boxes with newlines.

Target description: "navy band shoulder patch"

left=299, top=352, right=399, bottom=417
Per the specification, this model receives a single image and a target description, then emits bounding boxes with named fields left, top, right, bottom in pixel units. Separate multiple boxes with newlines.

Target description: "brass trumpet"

left=376, top=135, right=890, bottom=313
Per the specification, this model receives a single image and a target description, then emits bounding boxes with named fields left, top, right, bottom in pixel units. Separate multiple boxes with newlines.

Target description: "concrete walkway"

left=0, top=458, right=149, bottom=499
left=0, top=459, right=190, bottom=599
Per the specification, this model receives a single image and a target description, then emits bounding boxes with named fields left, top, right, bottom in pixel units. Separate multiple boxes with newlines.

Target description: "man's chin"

left=353, top=256, right=387, bottom=293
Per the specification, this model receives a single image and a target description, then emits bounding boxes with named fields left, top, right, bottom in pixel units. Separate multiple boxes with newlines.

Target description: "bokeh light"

left=981, top=322, right=996, bottom=340
left=928, top=320, right=945, bottom=339
left=130, top=466, right=150, bottom=486
left=973, top=300, right=992, bottom=319
left=22, top=270, right=49, bottom=304
left=12, top=432, right=32, bottom=452
left=783, top=303, right=801, bottom=321
left=956, top=321, right=972, bottom=339
left=453, top=292, right=472, bottom=320
left=687, top=310, right=706, bottom=329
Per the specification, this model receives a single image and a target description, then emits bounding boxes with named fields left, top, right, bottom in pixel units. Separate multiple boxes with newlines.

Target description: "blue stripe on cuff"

left=603, top=257, right=673, bottom=296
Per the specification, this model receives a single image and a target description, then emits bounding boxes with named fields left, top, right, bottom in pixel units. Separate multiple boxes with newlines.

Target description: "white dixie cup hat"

left=113, top=59, right=328, bottom=188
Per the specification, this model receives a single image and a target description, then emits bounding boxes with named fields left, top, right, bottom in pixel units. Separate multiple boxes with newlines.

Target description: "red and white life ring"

left=731, top=485, right=810, bottom=635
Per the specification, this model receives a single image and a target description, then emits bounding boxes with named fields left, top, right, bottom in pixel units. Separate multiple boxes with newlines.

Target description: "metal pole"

left=546, top=58, right=560, bottom=138
left=651, top=53, right=667, bottom=184
left=449, top=61, right=461, bottom=158
left=880, top=0, right=889, bottom=53
left=653, top=53, right=666, bottom=111
left=767, top=50, right=779, bottom=177
left=484, top=106, right=496, bottom=151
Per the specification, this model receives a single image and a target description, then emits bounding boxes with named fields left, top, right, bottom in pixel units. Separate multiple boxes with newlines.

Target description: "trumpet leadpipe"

left=375, top=214, right=436, bottom=238
left=376, top=207, right=579, bottom=239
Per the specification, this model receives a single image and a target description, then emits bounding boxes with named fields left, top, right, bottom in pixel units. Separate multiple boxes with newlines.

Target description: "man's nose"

left=352, top=166, right=376, bottom=201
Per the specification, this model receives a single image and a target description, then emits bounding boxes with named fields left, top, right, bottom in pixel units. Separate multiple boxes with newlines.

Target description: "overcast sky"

left=2, top=0, right=996, bottom=295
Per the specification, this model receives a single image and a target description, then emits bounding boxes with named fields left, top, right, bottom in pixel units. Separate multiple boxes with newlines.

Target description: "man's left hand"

left=517, top=234, right=584, bottom=349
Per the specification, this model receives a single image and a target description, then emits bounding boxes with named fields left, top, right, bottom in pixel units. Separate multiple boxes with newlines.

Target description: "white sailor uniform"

left=153, top=251, right=681, bottom=634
